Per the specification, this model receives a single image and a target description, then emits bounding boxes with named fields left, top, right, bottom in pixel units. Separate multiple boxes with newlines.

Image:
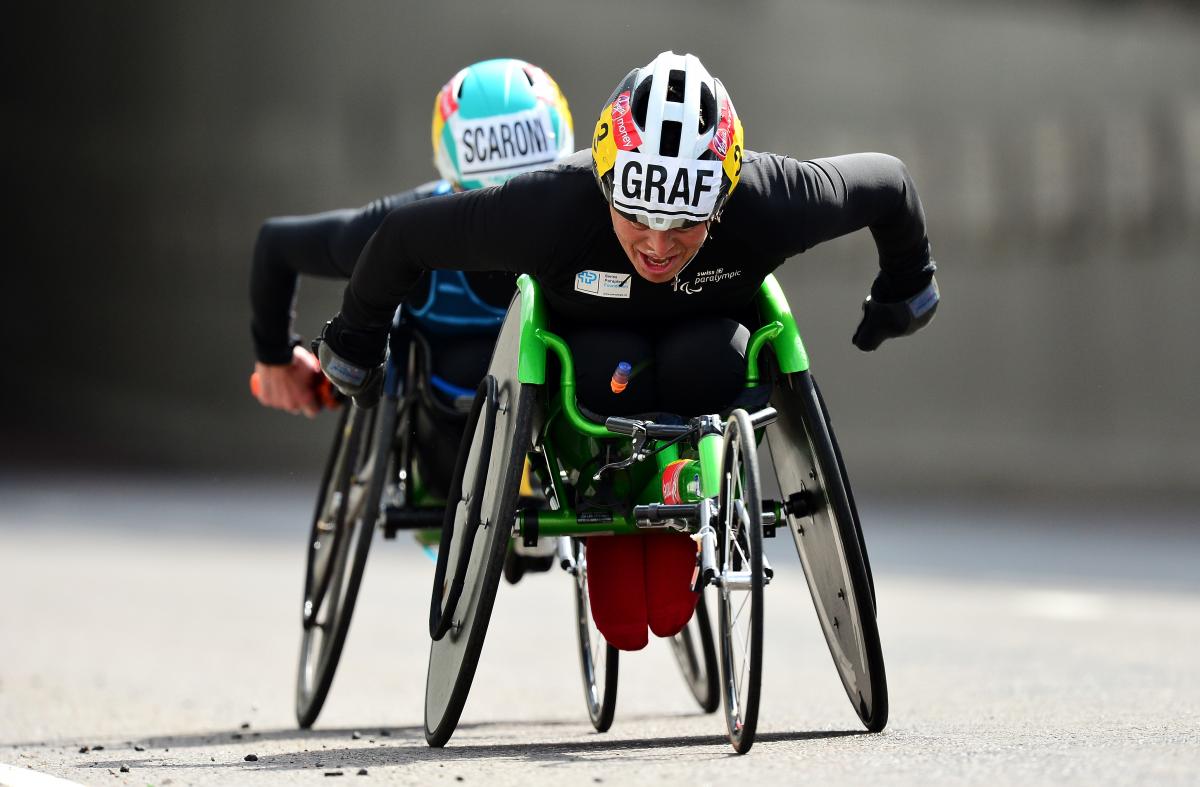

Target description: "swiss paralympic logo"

left=577, top=271, right=598, bottom=286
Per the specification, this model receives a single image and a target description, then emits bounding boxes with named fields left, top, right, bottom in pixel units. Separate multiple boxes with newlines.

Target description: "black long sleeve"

left=332, top=149, right=934, bottom=366
left=249, top=186, right=443, bottom=364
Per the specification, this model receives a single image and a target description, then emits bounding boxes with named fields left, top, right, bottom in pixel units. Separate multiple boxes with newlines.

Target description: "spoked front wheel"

left=669, top=590, right=719, bottom=714
left=572, top=538, right=619, bottom=731
left=296, top=401, right=395, bottom=728
left=716, top=408, right=765, bottom=754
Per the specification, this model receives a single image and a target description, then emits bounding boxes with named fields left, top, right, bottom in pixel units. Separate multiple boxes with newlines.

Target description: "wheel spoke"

left=715, top=411, right=764, bottom=751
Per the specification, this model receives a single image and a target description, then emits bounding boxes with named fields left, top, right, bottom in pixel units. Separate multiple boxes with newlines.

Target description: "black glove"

left=313, top=319, right=386, bottom=408
left=852, top=275, right=939, bottom=352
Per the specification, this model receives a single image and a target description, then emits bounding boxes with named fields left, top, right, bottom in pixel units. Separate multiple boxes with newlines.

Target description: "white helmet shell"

left=592, top=51, right=744, bottom=230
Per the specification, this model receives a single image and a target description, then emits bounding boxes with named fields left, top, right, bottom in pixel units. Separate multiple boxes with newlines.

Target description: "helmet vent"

left=660, top=120, right=682, bottom=157
left=698, top=84, right=716, bottom=133
left=521, top=67, right=536, bottom=86
left=632, top=78, right=653, bottom=126
left=666, top=69, right=686, bottom=103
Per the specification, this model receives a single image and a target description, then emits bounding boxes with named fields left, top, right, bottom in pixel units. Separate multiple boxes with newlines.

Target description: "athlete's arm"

left=249, top=194, right=420, bottom=364
left=738, top=152, right=938, bottom=349
left=740, top=152, right=934, bottom=294
left=329, top=169, right=573, bottom=367
left=249, top=187, right=445, bottom=414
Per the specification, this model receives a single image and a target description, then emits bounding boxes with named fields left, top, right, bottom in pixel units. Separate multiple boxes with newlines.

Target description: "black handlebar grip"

left=605, top=416, right=640, bottom=435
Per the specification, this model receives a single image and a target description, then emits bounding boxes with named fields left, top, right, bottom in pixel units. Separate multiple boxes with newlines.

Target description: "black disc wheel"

left=669, top=589, right=720, bottom=714
left=766, top=370, right=887, bottom=732
left=716, top=408, right=765, bottom=754
left=296, top=400, right=395, bottom=728
left=572, top=538, right=619, bottom=731
left=424, top=297, right=537, bottom=748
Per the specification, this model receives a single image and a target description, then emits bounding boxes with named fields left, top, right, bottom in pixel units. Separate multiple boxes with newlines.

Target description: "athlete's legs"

left=569, top=317, right=748, bottom=650
left=585, top=535, right=649, bottom=651
left=644, top=531, right=700, bottom=637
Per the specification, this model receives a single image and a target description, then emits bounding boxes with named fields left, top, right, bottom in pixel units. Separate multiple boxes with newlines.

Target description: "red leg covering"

left=585, top=535, right=648, bottom=651
left=644, top=532, right=700, bottom=638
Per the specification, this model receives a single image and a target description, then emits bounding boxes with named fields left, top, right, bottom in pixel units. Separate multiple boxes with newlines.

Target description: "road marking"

left=1014, top=590, right=1108, bottom=621
left=0, top=764, right=87, bottom=787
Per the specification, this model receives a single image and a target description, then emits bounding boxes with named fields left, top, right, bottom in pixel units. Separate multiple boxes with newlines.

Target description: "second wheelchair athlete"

left=249, top=58, right=574, bottom=500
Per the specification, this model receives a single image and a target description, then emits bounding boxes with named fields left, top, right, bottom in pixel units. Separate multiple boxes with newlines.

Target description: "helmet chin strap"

left=670, top=225, right=711, bottom=287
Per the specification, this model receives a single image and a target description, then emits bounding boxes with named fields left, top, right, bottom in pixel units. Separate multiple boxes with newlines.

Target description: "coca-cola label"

left=662, top=459, right=689, bottom=505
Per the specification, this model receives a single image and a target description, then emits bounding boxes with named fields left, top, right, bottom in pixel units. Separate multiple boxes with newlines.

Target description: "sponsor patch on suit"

left=575, top=270, right=632, bottom=299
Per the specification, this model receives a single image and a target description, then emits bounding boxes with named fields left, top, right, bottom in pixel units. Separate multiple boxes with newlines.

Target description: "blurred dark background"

left=4, top=0, right=1198, bottom=500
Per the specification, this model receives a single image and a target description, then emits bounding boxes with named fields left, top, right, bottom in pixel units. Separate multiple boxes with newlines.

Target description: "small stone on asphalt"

left=244, top=754, right=258, bottom=762
left=351, top=731, right=361, bottom=739
left=240, top=722, right=250, bottom=729
left=78, top=746, right=89, bottom=753
left=134, top=745, right=145, bottom=752
left=325, top=771, right=344, bottom=777
left=357, top=769, right=368, bottom=776
left=119, top=766, right=129, bottom=773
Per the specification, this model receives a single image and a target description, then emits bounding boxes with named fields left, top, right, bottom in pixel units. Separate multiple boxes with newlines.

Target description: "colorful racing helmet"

left=592, top=51, right=744, bottom=230
left=432, top=58, right=574, bottom=190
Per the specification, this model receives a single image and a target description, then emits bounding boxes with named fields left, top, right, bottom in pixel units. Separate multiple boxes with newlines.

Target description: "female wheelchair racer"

left=317, top=51, right=940, bottom=751
left=246, top=58, right=580, bottom=726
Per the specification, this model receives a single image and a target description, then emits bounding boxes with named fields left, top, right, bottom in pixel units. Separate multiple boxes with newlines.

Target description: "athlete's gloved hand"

left=313, top=318, right=386, bottom=408
left=852, top=274, right=939, bottom=352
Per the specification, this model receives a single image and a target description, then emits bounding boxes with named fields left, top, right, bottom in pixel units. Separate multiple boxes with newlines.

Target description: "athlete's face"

left=609, top=208, right=709, bottom=284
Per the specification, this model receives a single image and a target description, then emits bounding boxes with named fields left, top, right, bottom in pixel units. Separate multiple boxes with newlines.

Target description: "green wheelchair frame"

left=426, top=273, right=887, bottom=755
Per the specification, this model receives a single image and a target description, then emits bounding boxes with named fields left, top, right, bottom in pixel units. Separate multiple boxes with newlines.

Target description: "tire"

left=766, top=370, right=888, bottom=732
left=429, top=377, right=499, bottom=642
left=813, top=379, right=876, bottom=611
left=572, top=538, right=619, bottom=732
left=669, top=590, right=719, bottom=714
left=295, top=400, right=396, bottom=728
left=716, top=409, right=765, bottom=754
left=424, top=296, right=537, bottom=748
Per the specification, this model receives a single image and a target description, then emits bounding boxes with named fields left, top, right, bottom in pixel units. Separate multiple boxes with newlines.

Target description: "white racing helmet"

left=592, top=51, right=744, bottom=230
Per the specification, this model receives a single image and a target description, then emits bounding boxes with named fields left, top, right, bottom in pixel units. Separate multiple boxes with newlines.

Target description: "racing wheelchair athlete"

left=247, top=58, right=577, bottom=727
left=316, top=51, right=940, bottom=753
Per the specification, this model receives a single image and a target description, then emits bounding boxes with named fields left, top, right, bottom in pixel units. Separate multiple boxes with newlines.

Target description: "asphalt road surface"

left=2, top=476, right=1197, bottom=786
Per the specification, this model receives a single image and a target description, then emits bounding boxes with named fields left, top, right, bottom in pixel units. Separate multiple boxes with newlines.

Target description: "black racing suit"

left=326, top=149, right=935, bottom=415
left=249, top=180, right=516, bottom=495
left=249, top=180, right=514, bottom=365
